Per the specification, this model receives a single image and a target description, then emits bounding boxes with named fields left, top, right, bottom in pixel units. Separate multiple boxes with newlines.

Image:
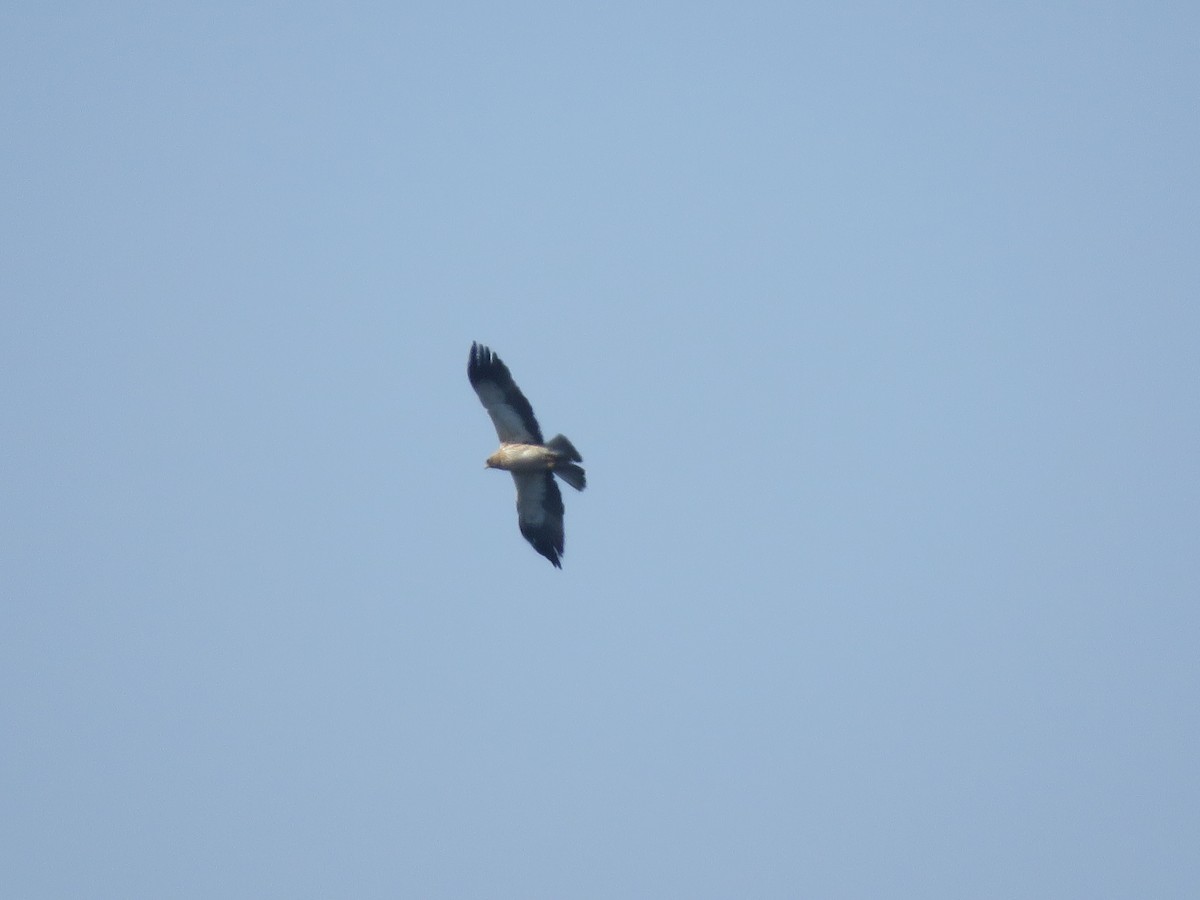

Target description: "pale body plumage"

left=468, top=343, right=586, bottom=567
left=486, top=443, right=559, bottom=471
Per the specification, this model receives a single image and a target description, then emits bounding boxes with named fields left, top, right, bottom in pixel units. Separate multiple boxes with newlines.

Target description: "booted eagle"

left=468, top=342, right=586, bottom=568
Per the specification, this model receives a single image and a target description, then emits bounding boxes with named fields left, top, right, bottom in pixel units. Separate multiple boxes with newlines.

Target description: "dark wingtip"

left=536, top=542, right=563, bottom=568
left=468, top=341, right=484, bottom=383
left=468, top=341, right=505, bottom=387
left=532, top=544, right=563, bottom=568
left=520, top=522, right=564, bottom=568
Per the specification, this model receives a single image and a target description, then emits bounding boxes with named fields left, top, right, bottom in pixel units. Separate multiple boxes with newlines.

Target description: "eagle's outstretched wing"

left=513, top=472, right=565, bottom=568
left=468, top=342, right=544, bottom=443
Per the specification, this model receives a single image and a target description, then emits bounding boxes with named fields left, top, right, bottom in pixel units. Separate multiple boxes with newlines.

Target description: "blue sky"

left=3, top=3, right=1198, bottom=897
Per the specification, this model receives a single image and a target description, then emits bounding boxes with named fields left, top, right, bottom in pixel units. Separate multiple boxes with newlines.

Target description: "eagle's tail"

left=547, top=434, right=586, bottom=491
left=554, top=461, right=587, bottom=492
left=546, top=434, right=582, bottom=462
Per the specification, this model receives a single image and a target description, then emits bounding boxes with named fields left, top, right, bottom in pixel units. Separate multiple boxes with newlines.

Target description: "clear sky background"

left=3, top=3, right=1197, bottom=898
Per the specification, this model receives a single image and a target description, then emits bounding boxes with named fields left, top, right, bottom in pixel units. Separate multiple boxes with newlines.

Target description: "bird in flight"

left=468, top=342, right=586, bottom=567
